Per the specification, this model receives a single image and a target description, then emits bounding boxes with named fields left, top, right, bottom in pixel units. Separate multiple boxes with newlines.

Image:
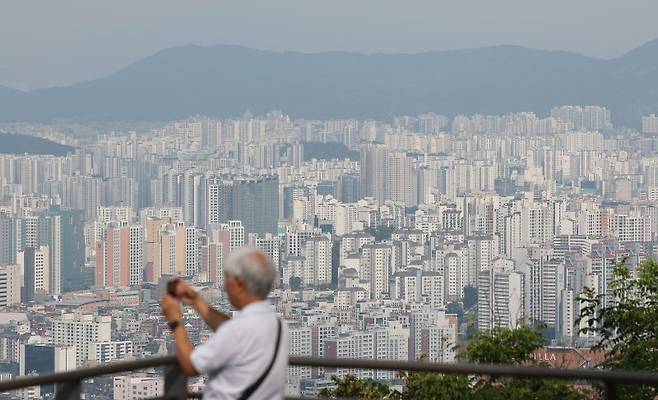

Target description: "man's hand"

left=171, top=278, right=200, bottom=306
left=161, top=293, right=199, bottom=377
left=161, top=294, right=183, bottom=322
left=168, top=278, right=229, bottom=331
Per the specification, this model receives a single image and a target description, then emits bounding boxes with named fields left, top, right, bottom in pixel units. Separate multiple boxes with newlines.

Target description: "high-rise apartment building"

left=19, top=246, right=50, bottom=302
left=213, top=220, right=245, bottom=254
left=48, top=207, right=86, bottom=292
left=642, top=114, right=658, bottom=135
left=143, top=216, right=174, bottom=282
left=478, top=260, right=524, bottom=332
left=0, top=213, right=16, bottom=265
left=0, top=264, right=21, bottom=306
left=199, top=240, right=223, bottom=286
left=249, top=232, right=281, bottom=272
left=90, top=341, right=134, bottom=363
left=288, top=327, right=313, bottom=379
left=157, top=224, right=178, bottom=278
left=20, top=344, right=76, bottom=395
left=96, top=222, right=143, bottom=287
left=527, top=258, right=561, bottom=329
left=337, top=173, right=361, bottom=203
left=232, top=175, right=279, bottom=234
left=410, top=309, right=457, bottom=362
left=360, top=143, right=388, bottom=202
left=50, top=314, right=112, bottom=366
left=206, top=179, right=233, bottom=226
left=550, top=105, right=612, bottom=131
left=361, top=243, right=392, bottom=299
left=360, top=144, right=418, bottom=206
left=113, top=374, right=163, bottom=400
left=386, top=152, right=417, bottom=207
left=434, top=243, right=468, bottom=301
left=302, top=236, right=332, bottom=286
left=183, top=226, right=199, bottom=276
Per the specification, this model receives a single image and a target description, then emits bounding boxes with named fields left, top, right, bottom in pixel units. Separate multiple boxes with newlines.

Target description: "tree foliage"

left=463, top=285, right=478, bottom=309
left=401, top=373, right=470, bottom=400
left=446, top=301, right=464, bottom=321
left=302, top=141, right=359, bottom=161
left=318, top=375, right=398, bottom=399
left=288, top=276, right=302, bottom=291
left=579, top=260, right=658, bottom=399
left=366, top=225, right=394, bottom=242
left=322, top=261, right=658, bottom=400
left=320, top=325, right=587, bottom=400
left=459, top=325, right=544, bottom=364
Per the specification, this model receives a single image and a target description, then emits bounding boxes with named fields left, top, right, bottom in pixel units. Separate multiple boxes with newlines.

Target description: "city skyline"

left=1, top=104, right=658, bottom=397
left=2, top=2, right=658, bottom=397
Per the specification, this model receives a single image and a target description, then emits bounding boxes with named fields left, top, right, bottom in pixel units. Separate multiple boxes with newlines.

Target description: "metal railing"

left=0, top=355, right=183, bottom=400
left=1, top=355, right=657, bottom=400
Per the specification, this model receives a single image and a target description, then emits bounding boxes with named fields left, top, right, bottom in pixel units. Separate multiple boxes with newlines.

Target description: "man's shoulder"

left=226, top=310, right=282, bottom=336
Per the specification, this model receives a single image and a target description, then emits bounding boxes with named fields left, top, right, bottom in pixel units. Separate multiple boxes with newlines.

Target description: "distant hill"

left=1, top=40, right=658, bottom=126
left=0, top=133, right=75, bottom=156
left=0, top=85, right=22, bottom=96
left=303, top=142, right=359, bottom=161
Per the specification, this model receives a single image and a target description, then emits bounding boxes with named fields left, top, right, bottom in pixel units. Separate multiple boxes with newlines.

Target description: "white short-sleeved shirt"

left=191, top=301, right=288, bottom=400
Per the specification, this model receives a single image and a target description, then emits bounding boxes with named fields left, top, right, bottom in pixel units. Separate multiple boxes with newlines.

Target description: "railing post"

left=164, top=363, right=187, bottom=400
left=55, top=379, right=80, bottom=400
left=604, top=381, right=617, bottom=400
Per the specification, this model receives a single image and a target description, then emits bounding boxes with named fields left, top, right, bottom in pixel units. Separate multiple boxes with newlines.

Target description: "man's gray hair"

left=224, top=247, right=276, bottom=298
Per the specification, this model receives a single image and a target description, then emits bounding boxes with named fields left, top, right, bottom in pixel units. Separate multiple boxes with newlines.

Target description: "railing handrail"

left=0, top=355, right=178, bottom=392
left=288, top=356, right=658, bottom=385
left=2, top=355, right=658, bottom=394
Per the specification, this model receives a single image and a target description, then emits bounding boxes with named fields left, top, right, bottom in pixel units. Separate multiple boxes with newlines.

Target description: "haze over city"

left=2, top=0, right=658, bottom=89
left=1, top=2, right=658, bottom=400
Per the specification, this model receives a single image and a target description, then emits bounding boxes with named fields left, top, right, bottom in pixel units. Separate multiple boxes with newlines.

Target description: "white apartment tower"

left=360, top=143, right=388, bottom=203
left=527, top=258, right=561, bottom=329
left=642, top=114, right=658, bottom=134
left=113, top=374, right=163, bottom=400
left=478, top=259, right=524, bottom=332
left=51, top=314, right=112, bottom=366
left=386, top=152, right=417, bottom=207
left=129, top=225, right=144, bottom=286
left=302, top=236, right=332, bottom=286
left=361, top=243, right=392, bottom=299
left=0, top=265, right=21, bottom=306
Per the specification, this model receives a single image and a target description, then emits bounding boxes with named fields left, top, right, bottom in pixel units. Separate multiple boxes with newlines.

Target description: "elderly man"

left=161, top=248, right=287, bottom=400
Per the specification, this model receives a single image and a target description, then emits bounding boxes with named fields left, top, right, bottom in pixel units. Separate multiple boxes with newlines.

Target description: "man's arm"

left=191, top=297, right=230, bottom=331
left=172, top=324, right=199, bottom=376
left=172, top=278, right=230, bottom=331
left=161, top=294, right=198, bottom=376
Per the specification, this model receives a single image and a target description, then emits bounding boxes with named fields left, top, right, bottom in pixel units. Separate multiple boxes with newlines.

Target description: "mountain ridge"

left=1, top=41, right=658, bottom=125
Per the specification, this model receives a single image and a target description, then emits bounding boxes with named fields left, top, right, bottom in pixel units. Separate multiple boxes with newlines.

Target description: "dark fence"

left=1, top=355, right=657, bottom=399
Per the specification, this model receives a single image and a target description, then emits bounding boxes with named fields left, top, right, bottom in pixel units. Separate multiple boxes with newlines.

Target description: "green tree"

left=463, top=285, right=478, bottom=309
left=367, top=225, right=394, bottom=241
left=579, top=260, right=658, bottom=399
left=320, top=325, right=587, bottom=400
left=460, top=325, right=543, bottom=364
left=318, top=375, right=398, bottom=399
left=401, top=373, right=470, bottom=400
left=288, top=276, right=302, bottom=291
left=459, top=325, right=586, bottom=400
left=446, top=301, right=464, bottom=321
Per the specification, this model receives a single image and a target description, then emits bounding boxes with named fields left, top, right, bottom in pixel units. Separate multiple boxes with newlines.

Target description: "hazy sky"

left=2, top=0, right=658, bottom=90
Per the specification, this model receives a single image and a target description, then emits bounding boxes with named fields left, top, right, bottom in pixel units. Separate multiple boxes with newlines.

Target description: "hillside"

left=0, top=133, right=75, bottom=156
left=0, top=40, right=658, bottom=126
left=303, top=142, right=359, bottom=161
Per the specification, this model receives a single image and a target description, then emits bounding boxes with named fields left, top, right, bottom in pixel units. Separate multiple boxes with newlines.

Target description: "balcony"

left=1, top=355, right=658, bottom=400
